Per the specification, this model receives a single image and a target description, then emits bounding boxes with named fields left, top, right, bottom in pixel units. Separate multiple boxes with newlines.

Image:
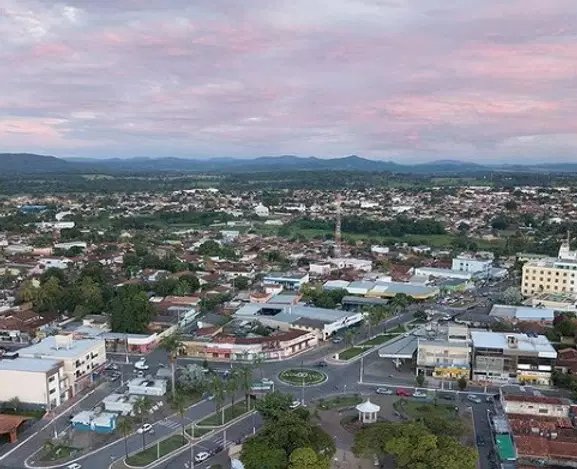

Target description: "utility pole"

left=189, top=423, right=195, bottom=469
left=359, top=355, right=364, bottom=383
left=301, top=360, right=305, bottom=404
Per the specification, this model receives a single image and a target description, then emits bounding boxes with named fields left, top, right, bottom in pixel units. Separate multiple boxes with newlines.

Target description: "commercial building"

left=502, top=394, right=572, bottom=418
left=470, top=331, right=557, bottom=385
left=452, top=254, right=492, bottom=278
left=489, top=304, right=554, bottom=324
left=0, top=356, right=70, bottom=408
left=262, top=272, right=309, bottom=290
left=234, top=303, right=363, bottom=341
left=18, top=334, right=106, bottom=396
left=416, top=325, right=471, bottom=379
left=127, top=378, right=167, bottom=396
left=322, top=279, right=438, bottom=300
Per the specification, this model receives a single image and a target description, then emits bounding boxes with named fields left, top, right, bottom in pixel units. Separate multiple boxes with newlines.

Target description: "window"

left=48, top=375, right=55, bottom=382
left=538, top=408, right=548, bottom=414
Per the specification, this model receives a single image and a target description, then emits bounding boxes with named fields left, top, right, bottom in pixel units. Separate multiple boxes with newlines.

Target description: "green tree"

left=289, top=447, right=330, bottom=469
left=237, top=365, right=254, bottom=411
left=134, top=396, right=153, bottom=450
left=255, top=392, right=293, bottom=422
left=109, top=285, right=153, bottom=333
left=170, top=391, right=188, bottom=442
left=35, top=276, right=64, bottom=314
left=241, top=438, right=288, bottom=469
left=226, top=370, right=239, bottom=412
left=17, top=280, right=38, bottom=304
left=457, top=376, right=468, bottom=391
left=209, top=375, right=226, bottom=425
left=159, top=330, right=183, bottom=400
left=234, top=276, right=250, bottom=290
left=116, top=417, right=132, bottom=459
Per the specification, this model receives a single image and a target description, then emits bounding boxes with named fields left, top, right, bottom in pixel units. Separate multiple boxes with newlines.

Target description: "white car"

left=467, top=394, right=482, bottom=404
left=289, top=400, right=301, bottom=409
left=136, top=423, right=153, bottom=434
left=194, top=451, right=210, bottom=463
left=67, top=464, right=82, bottom=469
left=134, top=360, right=149, bottom=370
left=375, top=387, right=393, bottom=395
left=412, top=390, right=427, bottom=398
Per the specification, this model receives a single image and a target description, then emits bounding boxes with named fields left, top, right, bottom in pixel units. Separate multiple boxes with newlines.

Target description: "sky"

left=1, top=0, right=576, bottom=163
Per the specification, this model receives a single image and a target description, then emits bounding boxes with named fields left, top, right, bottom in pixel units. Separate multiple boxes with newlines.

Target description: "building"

left=309, top=263, right=332, bottom=276
left=416, top=325, right=471, bottom=379
left=234, top=303, right=363, bottom=340
left=413, top=266, right=473, bottom=281
left=452, top=254, right=492, bottom=278
left=127, top=378, right=167, bottom=396
left=103, top=393, right=139, bottom=415
left=330, top=258, right=373, bottom=272
left=262, top=272, right=309, bottom=291
left=18, top=335, right=106, bottom=396
left=502, top=394, right=572, bottom=418
left=71, top=410, right=117, bottom=433
left=470, top=331, right=557, bottom=385
left=489, top=304, right=554, bottom=324
left=0, top=356, right=70, bottom=408
left=521, top=240, right=577, bottom=297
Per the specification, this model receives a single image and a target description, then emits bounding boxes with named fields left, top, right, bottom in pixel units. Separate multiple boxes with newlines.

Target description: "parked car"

left=105, top=363, right=119, bottom=371
left=396, top=388, right=411, bottom=397
left=332, top=336, right=343, bottom=344
left=195, top=451, right=210, bottom=463
left=136, top=370, right=144, bottom=377
left=67, top=464, right=82, bottom=469
left=476, top=436, right=486, bottom=447
left=290, top=400, right=302, bottom=409
left=134, top=360, right=149, bottom=370
left=467, top=394, right=482, bottom=404
left=375, top=387, right=393, bottom=395
left=438, top=392, right=454, bottom=401
left=413, top=390, right=427, bottom=398
left=136, top=423, right=153, bottom=434
left=315, top=361, right=328, bottom=368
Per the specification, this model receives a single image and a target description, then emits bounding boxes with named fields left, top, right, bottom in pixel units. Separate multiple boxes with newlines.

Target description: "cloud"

left=0, top=0, right=575, bottom=161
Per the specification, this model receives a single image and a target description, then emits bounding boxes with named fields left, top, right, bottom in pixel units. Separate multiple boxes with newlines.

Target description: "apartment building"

left=0, top=356, right=70, bottom=408
left=416, top=325, right=471, bottom=379
left=521, top=239, right=577, bottom=297
left=452, top=254, right=492, bottom=278
left=471, top=331, right=557, bottom=385
left=19, top=334, right=106, bottom=396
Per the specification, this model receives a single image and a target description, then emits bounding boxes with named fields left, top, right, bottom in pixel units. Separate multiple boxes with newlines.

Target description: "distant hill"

left=0, top=153, right=74, bottom=173
left=2, top=152, right=577, bottom=175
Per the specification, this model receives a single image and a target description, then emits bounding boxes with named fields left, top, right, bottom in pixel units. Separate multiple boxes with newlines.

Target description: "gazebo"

left=356, top=399, right=380, bottom=424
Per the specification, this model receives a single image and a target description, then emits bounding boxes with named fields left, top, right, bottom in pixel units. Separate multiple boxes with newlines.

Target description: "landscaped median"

left=125, top=435, right=188, bottom=467
left=336, top=328, right=405, bottom=361
left=278, top=368, right=327, bottom=386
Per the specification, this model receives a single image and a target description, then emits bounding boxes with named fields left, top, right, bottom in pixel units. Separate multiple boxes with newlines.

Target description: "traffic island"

left=278, top=368, right=327, bottom=386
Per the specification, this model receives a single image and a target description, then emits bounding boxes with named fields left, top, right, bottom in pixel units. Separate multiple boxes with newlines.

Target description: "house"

left=71, top=410, right=117, bottom=434
left=489, top=305, right=554, bottom=324
left=262, top=272, right=309, bottom=291
left=103, top=393, right=139, bottom=415
left=127, top=378, right=167, bottom=396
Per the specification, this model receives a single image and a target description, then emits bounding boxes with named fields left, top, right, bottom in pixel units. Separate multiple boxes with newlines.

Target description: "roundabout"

left=278, top=368, right=327, bottom=386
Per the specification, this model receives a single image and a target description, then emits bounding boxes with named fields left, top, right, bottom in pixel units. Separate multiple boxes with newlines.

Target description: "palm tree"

left=209, top=375, right=226, bottom=425
left=366, top=307, right=382, bottom=338
left=159, top=330, right=183, bottom=400
left=390, top=293, right=410, bottom=314
left=237, top=365, right=254, bottom=411
left=117, top=417, right=132, bottom=459
left=134, top=396, right=153, bottom=450
left=170, top=392, right=188, bottom=443
left=344, top=329, right=356, bottom=348
left=226, top=371, right=239, bottom=417
left=253, top=354, right=264, bottom=381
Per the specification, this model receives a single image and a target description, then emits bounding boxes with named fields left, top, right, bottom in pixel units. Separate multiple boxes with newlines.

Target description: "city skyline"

left=1, top=0, right=576, bottom=162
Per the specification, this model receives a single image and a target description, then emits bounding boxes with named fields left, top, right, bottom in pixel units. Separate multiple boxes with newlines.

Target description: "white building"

left=103, top=393, right=139, bottom=415
left=128, top=378, right=167, bottom=396
left=452, top=255, right=492, bottom=278
left=0, top=357, right=70, bottom=408
left=370, top=245, right=390, bottom=255
left=309, top=263, right=332, bottom=276
left=413, top=267, right=473, bottom=281
left=19, top=335, right=106, bottom=396
left=254, top=204, right=270, bottom=217
left=330, top=258, right=372, bottom=272
left=502, top=394, right=571, bottom=418
left=262, top=272, right=309, bottom=290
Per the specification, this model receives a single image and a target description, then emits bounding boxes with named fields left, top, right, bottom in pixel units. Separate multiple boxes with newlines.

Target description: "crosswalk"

left=157, top=419, right=181, bottom=431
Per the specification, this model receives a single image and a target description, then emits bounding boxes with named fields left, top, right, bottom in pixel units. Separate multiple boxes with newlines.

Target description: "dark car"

left=476, top=436, right=486, bottom=447
left=315, top=361, right=328, bottom=368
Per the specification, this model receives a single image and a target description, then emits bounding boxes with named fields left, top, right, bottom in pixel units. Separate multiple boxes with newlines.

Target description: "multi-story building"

left=416, top=325, right=471, bottom=379
left=452, top=254, right=492, bottom=279
left=521, top=239, right=577, bottom=297
left=18, top=334, right=106, bottom=396
left=0, top=356, right=70, bottom=408
left=471, top=331, right=557, bottom=385
left=262, top=272, right=310, bottom=290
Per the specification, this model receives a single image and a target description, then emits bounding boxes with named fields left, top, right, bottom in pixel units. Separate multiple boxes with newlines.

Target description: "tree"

left=237, top=365, right=254, bottom=411
left=117, top=417, right=132, bottom=459
left=289, top=447, right=330, bottom=469
left=255, top=391, right=293, bottom=422
left=110, top=285, right=153, bottom=333
left=170, top=391, right=188, bottom=442
left=344, top=329, right=356, bottom=347
left=241, top=438, right=288, bottom=469
left=134, top=396, right=153, bottom=450
left=209, top=375, right=226, bottom=425
left=226, top=370, right=239, bottom=412
left=178, top=364, right=208, bottom=393
left=35, top=276, right=64, bottom=314
left=234, top=276, right=250, bottom=290
left=457, top=376, right=467, bottom=391
left=499, top=287, right=523, bottom=306
left=17, top=280, right=38, bottom=304
left=7, top=397, right=21, bottom=413
left=416, top=374, right=425, bottom=387
left=198, top=240, right=222, bottom=257
left=159, top=330, right=183, bottom=400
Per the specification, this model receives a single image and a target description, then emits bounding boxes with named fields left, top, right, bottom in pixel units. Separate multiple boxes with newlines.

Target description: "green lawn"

left=39, top=444, right=77, bottom=462
left=338, top=347, right=365, bottom=360
left=125, top=435, right=187, bottom=467
left=185, top=425, right=212, bottom=438
left=394, top=399, right=455, bottom=420
left=197, top=401, right=249, bottom=427
left=358, top=333, right=400, bottom=347
left=318, top=394, right=363, bottom=410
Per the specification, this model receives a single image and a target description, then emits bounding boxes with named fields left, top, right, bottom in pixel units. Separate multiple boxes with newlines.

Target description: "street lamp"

left=189, top=422, right=195, bottom=469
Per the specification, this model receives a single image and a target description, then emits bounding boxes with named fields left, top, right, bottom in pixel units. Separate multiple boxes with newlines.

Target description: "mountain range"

left=1, top=153, right=577, bottom=175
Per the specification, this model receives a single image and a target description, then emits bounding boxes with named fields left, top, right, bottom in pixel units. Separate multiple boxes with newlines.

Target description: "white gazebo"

left=356, top=399, right=380, bottom=424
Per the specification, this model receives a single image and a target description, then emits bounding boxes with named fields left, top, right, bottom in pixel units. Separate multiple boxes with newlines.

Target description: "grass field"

left=338, top=347, right=365, bottom=360
left=358, top=333, right=400, bottom=347
left=318, top=394, right=363, bottom=410
left=125, top=435, right=187, bottom=467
